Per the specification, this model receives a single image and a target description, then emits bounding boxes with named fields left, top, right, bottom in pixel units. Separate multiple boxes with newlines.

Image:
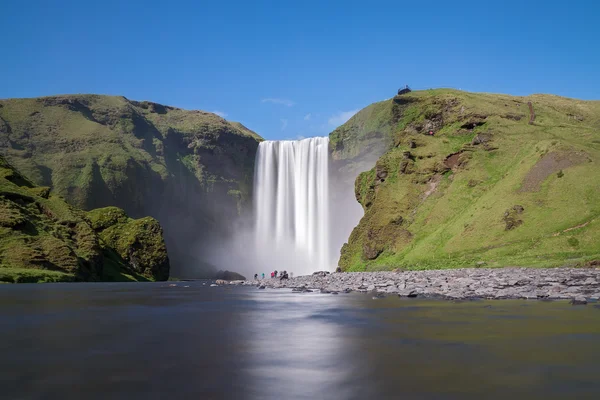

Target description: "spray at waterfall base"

left=205, top=137, right=364, bottom=277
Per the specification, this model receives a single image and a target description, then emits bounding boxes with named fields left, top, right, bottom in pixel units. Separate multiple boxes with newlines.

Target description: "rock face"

left=88, top=207, right=170, bottom=281
left=214, top=270, right=246, bottom=281
left=234, top=268, right=600, bottom=301
left=330, top=89, right=600, bottom=271
left=0, top=95, right=262, bottom=277
left=0, top=156, right=170, bottom=283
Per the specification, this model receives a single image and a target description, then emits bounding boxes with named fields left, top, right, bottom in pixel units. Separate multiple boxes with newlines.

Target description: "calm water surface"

left=1, top=282, right=600, bottom=399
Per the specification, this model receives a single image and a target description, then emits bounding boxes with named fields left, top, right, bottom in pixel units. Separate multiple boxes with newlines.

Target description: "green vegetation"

left=0, top=95, right=262, bottom=274
left=333, top=89, right=600, bottom=271
left=0, top=156, right=169, bottom=283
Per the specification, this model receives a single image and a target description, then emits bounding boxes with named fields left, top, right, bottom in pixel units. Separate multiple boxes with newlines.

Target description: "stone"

left=398, top=289, right=418, bottom=298
left=223, top=268, right=598, bottom=302
left=570, top=296, right=587, bottom=305
left=214, top=270, right=246, bottom=281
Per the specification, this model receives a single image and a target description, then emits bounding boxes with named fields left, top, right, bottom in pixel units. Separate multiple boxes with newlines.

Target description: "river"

left=1, top=282, right=600, bottom=399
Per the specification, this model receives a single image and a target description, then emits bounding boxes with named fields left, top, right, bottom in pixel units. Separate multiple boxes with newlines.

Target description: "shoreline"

left=225, top=268, right=600, bottom=303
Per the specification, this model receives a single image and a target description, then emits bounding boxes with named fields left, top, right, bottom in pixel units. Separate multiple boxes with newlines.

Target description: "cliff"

left=0, top=156, right=169, bottom=282
left=0, top=95, right=262, bottom=277
left=331, top=89, right=600, bottom=270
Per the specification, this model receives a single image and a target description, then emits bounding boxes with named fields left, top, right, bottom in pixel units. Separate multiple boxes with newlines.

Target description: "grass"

left=0, top=94, right=262, bottom=276
left=0, top=156, right=169, bottom=283
left=0, top=93, right=261, bottom=216
left=336, top=89, right=600, bottom=271
left=0, top=267, right=74, bottom=283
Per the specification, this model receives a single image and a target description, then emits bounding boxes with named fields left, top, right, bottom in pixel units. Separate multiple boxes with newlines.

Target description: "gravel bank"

left=226, top=268, right=600, bottom=302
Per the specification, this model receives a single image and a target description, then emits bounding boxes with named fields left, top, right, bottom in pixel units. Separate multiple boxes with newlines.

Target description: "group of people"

left=253, top=270, right=292, bottom=280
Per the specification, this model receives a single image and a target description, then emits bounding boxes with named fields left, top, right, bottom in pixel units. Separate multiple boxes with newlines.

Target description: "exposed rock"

left=215, top=270, right=246, bottom=281
left=471, top=133, right=492, bottom=145
left=460, top=114, right=487, bottom=130
left=519, top=151, right=589, bottom=193
left=444, top=152, right=467, bottom=170
left=503, top=205, right=525, bottom=230
left=570, top=296, right=587, bottom=305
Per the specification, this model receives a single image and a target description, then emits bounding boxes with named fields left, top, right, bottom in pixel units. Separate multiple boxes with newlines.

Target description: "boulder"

left=214, top=270, right=246, bottom=281
left=570, top=296, right=587, bottom=305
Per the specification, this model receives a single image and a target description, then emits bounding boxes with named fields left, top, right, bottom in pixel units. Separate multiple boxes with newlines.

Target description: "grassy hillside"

left=0, top=156, right=169, bottom=283
left=0, top=95, right=262, bottom=276
left=332, top=89, right=600, bottom=271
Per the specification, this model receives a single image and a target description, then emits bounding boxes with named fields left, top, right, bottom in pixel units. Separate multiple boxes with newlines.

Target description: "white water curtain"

left=254, top=137, right=330, bottom=273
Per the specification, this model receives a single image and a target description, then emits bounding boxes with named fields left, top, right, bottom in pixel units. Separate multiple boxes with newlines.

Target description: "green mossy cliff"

left=0, top=95, right=261, bottom=276
left=332, top=89, right=600, bottom=271
left=0, top=156, right=169, bottom=283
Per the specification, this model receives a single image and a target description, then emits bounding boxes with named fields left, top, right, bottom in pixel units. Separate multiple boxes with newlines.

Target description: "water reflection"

left=242, top=291, right=357, bottom=400
left=1, top=283, right=600, bottom=399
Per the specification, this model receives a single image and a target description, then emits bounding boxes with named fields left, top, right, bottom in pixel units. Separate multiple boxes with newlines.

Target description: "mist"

left=202, top=136, right=380, bottom=278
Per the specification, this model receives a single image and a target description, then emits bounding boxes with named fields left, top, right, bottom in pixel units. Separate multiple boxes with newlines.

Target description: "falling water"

left=254, top=137, right=330, bottom=273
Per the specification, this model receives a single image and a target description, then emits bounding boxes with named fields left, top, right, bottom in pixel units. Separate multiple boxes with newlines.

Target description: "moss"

left=96, top=216, right=169, bottom=281
left=27, top=186, right=51, bottom=199
left=0, top=267, right=75, bottom=283
left=87, top=206, right=129, bottom=230
left=0, top=155, right=170, bottom=283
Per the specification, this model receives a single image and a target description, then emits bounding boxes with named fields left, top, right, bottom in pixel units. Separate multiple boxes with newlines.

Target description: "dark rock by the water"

left=570, top=296, right=587, bottom=305
left=215, top=270, right=246, bottom=281
left=292, top=287, right=313, bottom=293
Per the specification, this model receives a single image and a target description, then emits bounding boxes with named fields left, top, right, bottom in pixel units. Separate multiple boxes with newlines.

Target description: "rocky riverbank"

left=226, top=268, right=600, bottom=303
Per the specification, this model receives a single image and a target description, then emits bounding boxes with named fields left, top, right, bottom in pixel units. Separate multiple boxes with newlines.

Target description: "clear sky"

left=2, top=0, right=598, bottom=140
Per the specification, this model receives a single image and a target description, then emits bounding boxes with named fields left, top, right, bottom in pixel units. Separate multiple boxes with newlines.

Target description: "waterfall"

left=254, top=137, right=331, bottom=273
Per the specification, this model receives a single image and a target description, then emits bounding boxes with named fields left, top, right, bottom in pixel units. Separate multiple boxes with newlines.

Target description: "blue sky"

left=1, top=0, right=598, bottom=140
